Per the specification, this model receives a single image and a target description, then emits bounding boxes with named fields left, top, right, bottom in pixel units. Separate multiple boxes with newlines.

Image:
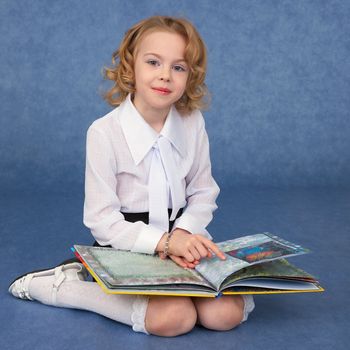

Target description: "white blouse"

left=83, top=95, right=220, bottom=254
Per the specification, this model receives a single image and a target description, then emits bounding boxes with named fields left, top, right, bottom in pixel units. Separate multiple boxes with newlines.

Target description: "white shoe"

left=8, top=263, right=88, bottom=304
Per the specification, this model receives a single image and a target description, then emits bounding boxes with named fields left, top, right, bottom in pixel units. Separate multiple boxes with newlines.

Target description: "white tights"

left=28, top=271, right=254, bottom=335
left=29, top=274, right=149, bottom=334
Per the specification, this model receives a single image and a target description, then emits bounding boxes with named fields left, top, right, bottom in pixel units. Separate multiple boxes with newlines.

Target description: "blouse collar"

left=119, top=94, right=187, bottom=165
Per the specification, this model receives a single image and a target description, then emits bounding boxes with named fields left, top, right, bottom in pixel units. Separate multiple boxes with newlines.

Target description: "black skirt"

left=93, top=208, right=183, bottom=248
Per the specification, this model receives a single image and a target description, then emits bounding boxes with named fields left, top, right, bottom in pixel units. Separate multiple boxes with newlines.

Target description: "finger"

left=185, top=261, right=196, bottom=269
left=184, top=251, right=195, bottom=263
left=174, top=256, right=196, bottom=269
left=159, top=252, right=166, bottom=260
left=170, top=255, right=187, bottom=268
left=190, top=238, right=213, bottom=259
left=184, top=258, right=198, bottom=268
left=197, top=236, right=226, bottom=260
left=193, top=241, right=211, bottom=258
left=189, top=246, right=201, bottom=261
left=186, top=258, right=198, bottom=268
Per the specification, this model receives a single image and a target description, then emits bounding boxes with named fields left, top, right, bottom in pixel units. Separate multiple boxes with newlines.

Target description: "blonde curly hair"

left=103, top=16, right=209, bottom=114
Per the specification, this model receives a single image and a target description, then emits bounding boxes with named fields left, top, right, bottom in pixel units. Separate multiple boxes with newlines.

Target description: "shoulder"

left=88, top=107, right=116, bottom=132
left=181, top=109, right=206, bottom=131
left=87, top=106, right=123, bottom=139
left=85, top=107, right=127, bottom=155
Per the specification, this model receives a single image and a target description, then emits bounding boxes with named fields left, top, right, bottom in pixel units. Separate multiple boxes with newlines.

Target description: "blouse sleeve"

left=83, top=125, right=165, bottom=254
left=172, top=113, right=220, bottom=237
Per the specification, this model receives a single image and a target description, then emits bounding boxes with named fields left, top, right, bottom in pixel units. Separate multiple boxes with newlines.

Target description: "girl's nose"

left=159, top=66, right=171, bottom=82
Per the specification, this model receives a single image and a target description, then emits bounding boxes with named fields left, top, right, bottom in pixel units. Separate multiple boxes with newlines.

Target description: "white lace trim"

left=131, top=295, right=150, bottom=334
left=241, top=295, right=255, bottom=323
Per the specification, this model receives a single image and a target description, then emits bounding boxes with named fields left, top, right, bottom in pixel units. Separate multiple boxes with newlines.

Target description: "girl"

left=9, top=16, right=254, bottom=337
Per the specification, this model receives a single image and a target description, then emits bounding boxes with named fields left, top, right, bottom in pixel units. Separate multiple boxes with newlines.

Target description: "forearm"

left=84, top=207, right=166, bottom=254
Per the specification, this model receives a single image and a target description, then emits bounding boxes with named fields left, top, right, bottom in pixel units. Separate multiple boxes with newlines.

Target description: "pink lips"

left=152, top=87, right=171, bottom=95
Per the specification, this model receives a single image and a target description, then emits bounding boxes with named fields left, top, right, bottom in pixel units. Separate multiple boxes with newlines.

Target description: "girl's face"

left=133, top=31, right=189, bottom=118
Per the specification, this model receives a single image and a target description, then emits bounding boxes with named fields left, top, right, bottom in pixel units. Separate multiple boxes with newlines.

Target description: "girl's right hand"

left=157, top=228, right=226, bottom=263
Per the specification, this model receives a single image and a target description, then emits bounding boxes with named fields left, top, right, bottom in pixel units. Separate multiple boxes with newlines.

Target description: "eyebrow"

left=143, top=52, right=187, bottom=64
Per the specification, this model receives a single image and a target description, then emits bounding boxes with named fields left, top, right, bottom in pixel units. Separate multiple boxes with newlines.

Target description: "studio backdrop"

left=1, top=0, right=349, bottom=194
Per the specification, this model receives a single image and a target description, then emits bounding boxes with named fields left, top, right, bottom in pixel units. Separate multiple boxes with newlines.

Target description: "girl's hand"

left=156, top=228, right=226, bottom=263
left=158, top=251, right=199, bottom=269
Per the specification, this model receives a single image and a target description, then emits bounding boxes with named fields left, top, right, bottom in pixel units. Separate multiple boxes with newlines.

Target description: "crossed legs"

left=9, top=264, right=253, bottom=337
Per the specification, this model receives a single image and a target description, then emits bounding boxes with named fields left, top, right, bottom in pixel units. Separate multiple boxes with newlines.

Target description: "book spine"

left=70, top=247, right=88, bottom=267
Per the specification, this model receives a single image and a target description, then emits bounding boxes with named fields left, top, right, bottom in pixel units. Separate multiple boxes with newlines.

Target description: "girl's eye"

left=147, top=59, right=160, bottom=66
left=173, top=65, right=187, bottom=72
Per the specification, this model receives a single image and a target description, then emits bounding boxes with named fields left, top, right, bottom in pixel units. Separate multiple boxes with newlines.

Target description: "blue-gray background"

left=1, top=1, right=349, bottom=350
left=1, top=0, right=349, bottom=193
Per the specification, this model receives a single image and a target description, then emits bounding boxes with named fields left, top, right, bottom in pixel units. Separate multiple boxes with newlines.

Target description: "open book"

left=72, top=233, right=324, bottom=297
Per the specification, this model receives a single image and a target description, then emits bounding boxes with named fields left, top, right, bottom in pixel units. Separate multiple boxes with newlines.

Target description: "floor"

left=1, top=186, right=349, bottom=350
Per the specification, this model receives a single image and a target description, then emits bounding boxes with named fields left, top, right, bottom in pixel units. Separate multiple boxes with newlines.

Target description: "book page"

left=222, top=259, right=316, bottom=288
left=75, top=245, right=213, bottom=288
left=195, top=233, right=309, bottom=289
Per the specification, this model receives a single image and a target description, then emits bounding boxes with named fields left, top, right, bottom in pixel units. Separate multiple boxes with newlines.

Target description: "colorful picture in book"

left=226, top=241, right=296, bottom=263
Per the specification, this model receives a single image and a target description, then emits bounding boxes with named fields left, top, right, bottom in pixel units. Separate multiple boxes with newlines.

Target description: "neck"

left=132, top=96, right=170, bottom=133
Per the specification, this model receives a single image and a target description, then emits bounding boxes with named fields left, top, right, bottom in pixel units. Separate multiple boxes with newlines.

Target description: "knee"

left=197, top=296, right=244, bottom=331
left=145, top=297, right=197, bottom=337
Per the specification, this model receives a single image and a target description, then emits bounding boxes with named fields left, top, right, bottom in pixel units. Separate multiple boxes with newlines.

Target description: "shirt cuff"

left=131, top=224, right=165, bottom=254
left=172, top=214, right=213, bottom=240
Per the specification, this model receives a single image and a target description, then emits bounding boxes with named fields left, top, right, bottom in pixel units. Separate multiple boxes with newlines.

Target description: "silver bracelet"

left=164, top=231, right=174, bottom=257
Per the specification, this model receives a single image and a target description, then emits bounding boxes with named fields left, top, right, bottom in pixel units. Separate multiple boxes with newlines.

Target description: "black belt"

left=57, top=209, right=184, bottom=279
left=93, top=208, right=184, bottom=248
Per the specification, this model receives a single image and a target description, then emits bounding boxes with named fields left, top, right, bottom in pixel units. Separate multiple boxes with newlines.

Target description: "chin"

left=149, top=97, right=175, bottom=110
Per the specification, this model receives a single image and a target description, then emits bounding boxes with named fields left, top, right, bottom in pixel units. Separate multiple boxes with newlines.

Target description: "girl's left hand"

left=158, top=252, right=203, bottom=269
